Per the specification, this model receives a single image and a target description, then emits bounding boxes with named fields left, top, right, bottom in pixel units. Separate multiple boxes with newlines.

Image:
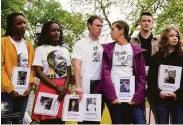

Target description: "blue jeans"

left=1, top=92, right=29, bottom=124
left=131, top=106, right=146, bottom=124
left=156, top=103, right=183, bottom=124
left=107, top=102, right=146, bottom=124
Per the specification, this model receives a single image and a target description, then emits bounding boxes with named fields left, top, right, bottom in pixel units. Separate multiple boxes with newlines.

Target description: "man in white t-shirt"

left=72, top=15, right=103, bottom=124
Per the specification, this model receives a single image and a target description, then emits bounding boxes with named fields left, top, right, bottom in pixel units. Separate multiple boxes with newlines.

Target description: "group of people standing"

left=1, top=11, right=183, bottom=124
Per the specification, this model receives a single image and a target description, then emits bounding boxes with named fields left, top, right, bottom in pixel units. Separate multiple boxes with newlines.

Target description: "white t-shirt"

left=33, top=45, right=71, bottom=79
left=10, top=37, right=28, bottom=68
left=72, top=36, right=103, bottom=80
left=111, top=43, right=133, bottom=83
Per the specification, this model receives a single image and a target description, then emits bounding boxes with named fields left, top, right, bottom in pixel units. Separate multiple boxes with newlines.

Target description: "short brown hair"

left=140, top=12, right=153, bottom=21
left=87, top=15, right=103, bottom=28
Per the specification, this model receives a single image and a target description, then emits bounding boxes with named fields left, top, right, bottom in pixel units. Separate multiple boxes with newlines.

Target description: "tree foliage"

left=70, top=0, right=183, bottom=36
left=1, top=0, right=86, bottom=51
left=155, top=0, right=183, bottom=34
left=1, top=0, right=26, bottom=35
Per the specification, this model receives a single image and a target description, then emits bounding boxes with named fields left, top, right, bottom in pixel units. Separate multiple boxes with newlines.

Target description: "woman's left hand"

left=22, top=83, right=33, bottom=96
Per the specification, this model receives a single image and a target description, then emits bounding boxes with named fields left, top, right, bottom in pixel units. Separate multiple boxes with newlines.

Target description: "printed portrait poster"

left=82, top=94, right=101, bottom=121
left=11, top=67, right=30, bottom=95
left=18, top=53, right=28, bottom=68
left=46, top=50, right=68, bottom=79
left=114, top=76, right=135, bottom=102
left=62, top=95, right=83, bottom=121
left=34, top=92, right=60, bottom=116
left=158, top=65, right=182, bottom=92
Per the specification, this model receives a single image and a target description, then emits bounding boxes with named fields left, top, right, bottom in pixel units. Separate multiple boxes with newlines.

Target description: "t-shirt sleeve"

left=65, top=48, right=71, bottom=66
left=72, top=41, right=82, bottom=60
left=33, top=46, right=43, bottom=67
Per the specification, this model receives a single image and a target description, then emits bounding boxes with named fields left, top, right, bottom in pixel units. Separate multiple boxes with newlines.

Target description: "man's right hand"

left=75, top=87, right=83, bottom=101
left=9, top=90, right=19, bottom=99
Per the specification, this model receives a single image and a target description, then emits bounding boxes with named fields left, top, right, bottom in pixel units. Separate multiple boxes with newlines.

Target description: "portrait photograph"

left=120, top=79, right=130, bottom=93
left=17, top=71, right=27, bottom=85
left=47, top=50, right=67, bottom=78
left=164, top=69, right=176, bottom=84
left=68, top=99, right=79, bottom=112
left=39, top=96, right=53, bottom=110
left=86, top=98, right=96, bottom=112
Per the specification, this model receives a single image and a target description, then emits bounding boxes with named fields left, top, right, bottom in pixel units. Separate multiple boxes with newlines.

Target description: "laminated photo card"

left=114, top=75, right=135, bottom=102
left=12, top=67, right=30, bottom=95
left=34, top=92, right=60, bottom=116
left=158, top=65, right=182, bottom=92
left=83, top=94, right=101, bottom=121
left=62, top=95, right=83, bottom=121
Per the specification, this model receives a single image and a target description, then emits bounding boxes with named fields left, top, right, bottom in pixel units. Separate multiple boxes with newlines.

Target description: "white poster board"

left=82, top=94, right=101, bottom=121
left=34, top=92, right=60, bottom=116
left=114, top=76, right=135, bottom=102
left=158, top=65, right=182, bottom=92
left=12, top=67, right=30, bottom=95
left=62, top=95, right=83, bottom=121
left=145, top=66, right=149, bottom=75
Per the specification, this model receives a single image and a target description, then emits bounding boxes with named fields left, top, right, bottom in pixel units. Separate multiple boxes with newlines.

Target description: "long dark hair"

left=5, top=12, right=25, bottom=36
left=159, top=26, right=183, bottom=56
left=112, top=20, right=131, bottom=42
left=37, top=21, right=63, bottom=46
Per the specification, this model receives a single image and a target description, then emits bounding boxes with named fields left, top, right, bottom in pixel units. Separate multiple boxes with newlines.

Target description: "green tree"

left=70, top=0, right=183, bottom=36
left=155, top=0, right=183, bottom=34
left=1, top=0, right=26, bottom=35
left=25, top=0, right=86, bottom=51
left=1, top=0, right=86, bottom=51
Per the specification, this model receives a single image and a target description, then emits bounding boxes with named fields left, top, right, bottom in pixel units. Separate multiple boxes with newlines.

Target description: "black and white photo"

left=164, top=69, right=176, bottom=84
left=12, top=67, right=30, bottom=94
left=158, top=65, right=182, bottom=92
left=83, top=94, right=101, bottom=121
left=86, top=98, right=96, bottom=112
left=17, top=71, right=27, bottom=85
left=34, top=92, right=60, bottom=116
left=39, top=96, right=53, bottom=110
left=47, top=50, right=67, bottom=78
